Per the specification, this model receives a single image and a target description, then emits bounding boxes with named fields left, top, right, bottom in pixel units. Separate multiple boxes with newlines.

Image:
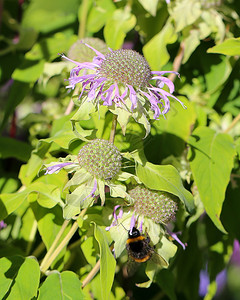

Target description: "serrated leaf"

left=136, top=162, right=194, bottom=213
left=188, top=127, right=236, bottom=233
left=207, top=37, right=240, bottom=56
left=38, top=271, right=84, bottom=299
left=104, top=8, right=136, bottom=49
left=93, top=223, right=116, bottom=300
left=143, top=21, right=177, bottom=69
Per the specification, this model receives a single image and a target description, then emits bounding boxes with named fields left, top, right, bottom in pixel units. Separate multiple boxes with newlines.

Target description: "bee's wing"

left=151, top=251, right=168, bottom=268
left=126, top=258, right=140, bottom=277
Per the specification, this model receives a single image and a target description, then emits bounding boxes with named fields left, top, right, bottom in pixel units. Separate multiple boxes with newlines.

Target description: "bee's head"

left=128, top=227, right=140, bottom=238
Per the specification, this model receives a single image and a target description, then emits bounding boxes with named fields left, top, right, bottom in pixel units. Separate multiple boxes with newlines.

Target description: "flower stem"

left=78, top=0, right=89, bottom=39
left=40, top=209, right=87, bottom=273
left=109, top=114, right=118, bottom=143
left=64, top=86, right=79, bottom=115
left=81, top=260, right=101, bottom=288
left=40, top=219, right=70, bottom=271
left=224, top=113, right=240, bottom=133
left=168, top=41, right=185, bottom=82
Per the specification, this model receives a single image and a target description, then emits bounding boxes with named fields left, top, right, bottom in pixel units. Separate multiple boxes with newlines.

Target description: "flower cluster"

left=78, top=139, right=122, bottom=180
left=61, top=42, right=185, bottom=134
left=129, top=185, right=178, bottom=224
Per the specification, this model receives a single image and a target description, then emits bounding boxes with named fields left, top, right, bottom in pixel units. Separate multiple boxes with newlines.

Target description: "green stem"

left=31, top=242, right=45, bottom=258
left=82, top=259, right=100, bottom=288
left=78, top=0, right=89, bottom=39
left=224, top=113, right=240, bottom=133
left=40, top=220, right=70, bottom=271
left=26, top=220, right=38, bottom=255
left=64, top=86, right=79, bottom=115
left=168, top=41, right=185, bottom=82
left=40, top=209, right=87, bottom=273
left=109, top=114, right=118, bottom=143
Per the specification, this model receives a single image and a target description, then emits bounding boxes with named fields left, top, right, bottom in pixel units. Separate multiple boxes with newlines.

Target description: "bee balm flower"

left=61, top=43, right=185, bottom=135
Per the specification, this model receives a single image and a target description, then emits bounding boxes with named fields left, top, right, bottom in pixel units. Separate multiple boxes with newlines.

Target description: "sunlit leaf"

left=143, top=21, right=177, bottom=69
left=207, top=37, right=240, bottom=56
left=136, top=162, right=195, bottom=213
left=138, top=0, right=159, bottom=16
left=104, top=8, right=136, bottom=49
left=188, top=127, right=236, bottom=233
left=38, top=271, right=84, bottom=299
left=93, top=223, right=116, bottom=300
left=0, top=256, right=40, bottom=300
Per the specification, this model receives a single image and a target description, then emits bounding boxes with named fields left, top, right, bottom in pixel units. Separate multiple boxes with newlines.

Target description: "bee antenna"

left=120, top=223, right=128, bottom=231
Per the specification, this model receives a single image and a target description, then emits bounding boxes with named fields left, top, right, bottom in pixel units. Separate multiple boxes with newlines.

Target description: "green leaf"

left=169, top=0, right=202, bottom=32
left=143, top=21, right=178, bottom=69
left=236, top=138, right=240, bottom=158
left=104, top=8, right=136, bottom=50
left=22, top=0, right=79, bottom=33
left=0, top=190, right=28, bottom=220
left=30, top=202, right=69, bottom=251
left=19, top=140, right=51, bottom=186
left=12, top=59, right=45, bottom=83
left=38, top=271, right=84, bottom=299
left=28, top=182, right=63, bottom=208
left=93, top=223, right=116, bottom=300
left=25, top=33, right=78, bottom=61
left=136, top=162, right=195, bottom=213
left=0, top=81, right=30, bottom=131
left=0, top=257, right=14, bottom=299
left=0, top=137, right=32, bottom=162
left=0, top=256, right=40, bottom=300
left=156, top=269, right=177, bottom=300
left=138, top=0, right=159, bottom=16
left=152, top=97, right=196, bottom=142
left=188, top=127, right=236, bottom=233
left=207, top=37, right=240, bottom=56
left=87, top=0, right=116, bottom=33
left=204, top=55, right=231, bottom=94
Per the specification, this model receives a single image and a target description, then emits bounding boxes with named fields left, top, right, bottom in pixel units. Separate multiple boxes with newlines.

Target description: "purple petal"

left=105, top=205, right=124, bottom=231
left=152, top=76, right=175, bottom=93
left=199, top=269, right=209, bottom=297
left=130, top=213, right=137, bottom=234
left=127, top=85, right=137, bottom=110
left=80, top=178, right=98, bottom=203
left=82, top=42, right=106, bottom=60
left=45, top=162, right=73, bottom=175
left=0, top=220, right=7, bottom=230
left=169, top=231, right=187, bottom=250
left=151, top=71, right=180, bottom=77
left=101, top=84, right=115, bottom=106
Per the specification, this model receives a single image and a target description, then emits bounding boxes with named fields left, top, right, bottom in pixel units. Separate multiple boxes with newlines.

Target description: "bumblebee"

left=126, top=227, right=153, bottom=263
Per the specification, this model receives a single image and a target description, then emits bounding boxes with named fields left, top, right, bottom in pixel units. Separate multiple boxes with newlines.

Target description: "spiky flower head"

left=78, top=139, right=122, bottom=180
left=61, top=42, right=186, bottom=135
left=129, top=185, right=178, bottom=224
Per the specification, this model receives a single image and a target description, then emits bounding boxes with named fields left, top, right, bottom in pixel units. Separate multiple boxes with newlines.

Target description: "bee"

left=126, top=226, right=153, bottom=263
left=125, top=226, right=168, bottom=276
